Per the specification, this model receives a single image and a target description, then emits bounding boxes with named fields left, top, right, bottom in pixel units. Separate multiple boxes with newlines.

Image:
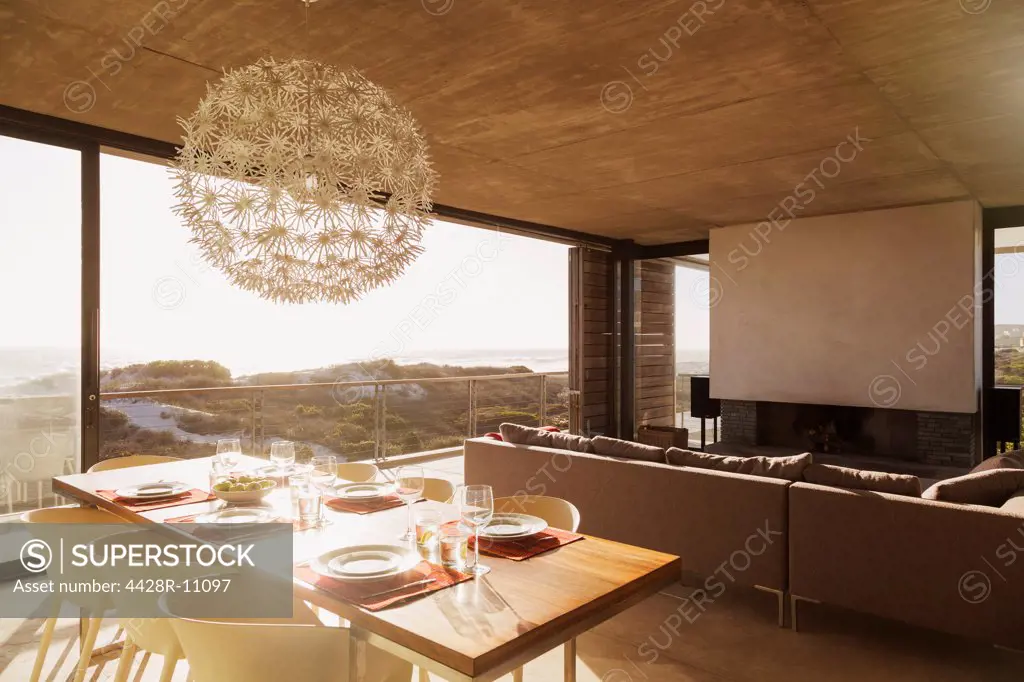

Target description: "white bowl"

left=212, top=481, right=276, bottom=505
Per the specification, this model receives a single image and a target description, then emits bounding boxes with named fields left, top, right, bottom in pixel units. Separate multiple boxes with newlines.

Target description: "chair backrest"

left=168, top=597, right=411, bottom=682
left=88, top=454, right=182, bottom=473
left=422, top=477, right=456, bottom=503
left=494, top=495, right=581, bottom=532
left=21, top=506, right=128, bottom=524
left=335, top=461, right=379, bottom=482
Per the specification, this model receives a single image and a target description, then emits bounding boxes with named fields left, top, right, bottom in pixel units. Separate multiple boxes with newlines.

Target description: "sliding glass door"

left=0, top=134, right=83, bottom=513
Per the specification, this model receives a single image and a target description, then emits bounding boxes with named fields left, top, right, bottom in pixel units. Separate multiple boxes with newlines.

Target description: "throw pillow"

left=922, top=469, right=1024, bottom=506
left=1001, top=489, right=1024, bottom=517
left=498, top=422, right=595, bottom=453
left=970, top=455, right=1024, bottom=474
left=483, top=432, right=503, bottom=441
left=803, top=463, right=922, bottom=497
left=591, top=436, right=665, bottom=463
left=666, top=448, right=812, bottom=482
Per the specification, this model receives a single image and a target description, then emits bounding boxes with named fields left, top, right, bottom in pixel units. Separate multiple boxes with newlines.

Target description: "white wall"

left=709, top=201, right=981, bottom=413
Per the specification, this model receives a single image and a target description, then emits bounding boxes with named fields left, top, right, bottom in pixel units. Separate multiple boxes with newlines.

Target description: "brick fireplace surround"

left=719, top=400, right=977, bottom=469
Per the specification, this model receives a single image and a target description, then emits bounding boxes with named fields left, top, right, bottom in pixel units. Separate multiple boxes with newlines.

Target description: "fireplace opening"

left=756, top=401, right=917, bottom=459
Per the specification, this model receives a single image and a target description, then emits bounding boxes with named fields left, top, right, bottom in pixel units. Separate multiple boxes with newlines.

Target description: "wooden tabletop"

left=54, top=456, right=680, bottom=681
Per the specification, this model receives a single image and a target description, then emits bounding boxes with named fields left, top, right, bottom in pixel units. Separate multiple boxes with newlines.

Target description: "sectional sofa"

left=463, top=429, right=1024, bottom=650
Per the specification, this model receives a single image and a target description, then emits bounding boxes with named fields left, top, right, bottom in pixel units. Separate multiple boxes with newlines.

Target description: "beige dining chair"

left=422, top=477, right=456, bottom=503
left=494, top=495, right=581, bottom=682
left=112, top=608, right=185, bottom=682
left=494, top=495, right=581, bottom=532
left=22, top=507, right=129, bottom=682
left=169, top=598, right=412, bottom=682
left=88, top=455, right=182, bottom=473
left=336, top=461, right=379, bottom=482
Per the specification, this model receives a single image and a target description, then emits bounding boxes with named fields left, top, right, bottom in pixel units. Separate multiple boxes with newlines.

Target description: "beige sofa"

left=789, top=482, right=1024, bottom=649
left=464, top=437, right=791, bottom=616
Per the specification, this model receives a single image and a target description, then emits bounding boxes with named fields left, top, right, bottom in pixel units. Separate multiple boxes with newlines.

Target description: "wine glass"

left=309, top=455, right=337, bottom=493
left=459, top=484, right=494, bottom=576
left=270, top=441, right=296, bottom=472
left=216, top=438, right=242, bottom=469
left=395, top=465, right=425, bottom=542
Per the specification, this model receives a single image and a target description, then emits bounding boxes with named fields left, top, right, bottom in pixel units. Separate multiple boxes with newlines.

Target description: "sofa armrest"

left=790, top=482, right=1024, bottom=648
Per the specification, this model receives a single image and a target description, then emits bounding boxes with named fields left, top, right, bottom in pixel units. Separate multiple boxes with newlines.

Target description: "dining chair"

left=494, top=495, right=581, bottom=532
left=88, top=455, right=182, bottom=473
left=335, top=461, right=379, bottom=482
left=168, top=597, right=413, bottom=682
left=421, top=477, right=455, bottom=503
left=494, top=495, right=581, bottom=682
left=22, top=506, right=130, bottom=682
left=111, top=605, right=184, bottom=682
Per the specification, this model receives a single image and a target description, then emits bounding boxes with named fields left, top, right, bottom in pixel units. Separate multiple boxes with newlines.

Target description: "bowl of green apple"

left=211, top=474, right=276, bottom=505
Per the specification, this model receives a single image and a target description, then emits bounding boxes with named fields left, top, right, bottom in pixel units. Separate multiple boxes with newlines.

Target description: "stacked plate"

left=478, top=513, right=548, bottom=542
left=192, top=508, right=277, bottom=524
left=330, top=481, right=394, bottom=501
left=114, top=481, right=190, bottom=501
left=310, top=544, right=419, bottom=582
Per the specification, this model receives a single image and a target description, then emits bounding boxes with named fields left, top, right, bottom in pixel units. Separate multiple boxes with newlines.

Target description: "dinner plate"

left=114, top=481, right=190, bottom=500
left=192, top=508, right=277, bottom=524
left=330, top=481, right=394, bottom=501
left=479, top=513, right=548, bottom=541
left=310, top=544, right=419, bottom=582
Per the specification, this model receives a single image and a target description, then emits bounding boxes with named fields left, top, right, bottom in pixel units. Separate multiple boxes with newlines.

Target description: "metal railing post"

left=468, top=379, right=477, bottom=438
left=373, top=384, right=382, bottom=462
left=253, top=390, right=265, bottom=457
left=380, top=384, right=387, bottom=463
left=539, top=374, right=548, bottom=425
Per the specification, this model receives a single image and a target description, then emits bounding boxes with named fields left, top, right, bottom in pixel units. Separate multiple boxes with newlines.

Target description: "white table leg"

left=564, top=638, right=576, bottom=682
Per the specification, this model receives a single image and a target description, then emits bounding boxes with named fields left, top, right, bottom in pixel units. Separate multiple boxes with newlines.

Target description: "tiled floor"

left=2, top=453, right=1019, bottom=681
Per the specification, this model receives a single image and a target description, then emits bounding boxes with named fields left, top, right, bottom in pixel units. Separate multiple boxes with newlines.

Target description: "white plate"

left=192, top=508, right=277, bottom=524
left=331, top=481, right=394, bottom=501
left=479, top=513, right=548, bottom=541
left=114, top=482, right=190, bottom=500
left=310, top=544, right=419, bottom=582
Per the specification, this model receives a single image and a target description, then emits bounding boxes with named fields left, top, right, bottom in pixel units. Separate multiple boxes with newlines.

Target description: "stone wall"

left=720, top=400, right=757, bottom=444
left=916, top=412, right=976, bottom=468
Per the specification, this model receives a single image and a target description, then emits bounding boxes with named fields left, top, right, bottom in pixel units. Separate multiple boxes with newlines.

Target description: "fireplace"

left=720, top=400, right=977, bottom=468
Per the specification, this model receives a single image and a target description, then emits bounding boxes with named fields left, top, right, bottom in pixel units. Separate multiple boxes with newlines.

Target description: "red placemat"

left=97, top=488, right=215, bottom=512
left=325, top=495, right=420, bottom=514
left=295, top=561, right=471, bottom=611
left=442, top=521, right=584, bottom=561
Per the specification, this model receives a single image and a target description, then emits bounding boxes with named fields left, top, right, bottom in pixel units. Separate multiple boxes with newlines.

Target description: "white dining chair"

left=422, top=477, right=456, bottom=503
left=336, top=461, right=379, bottom=482
left=22, top=507, right=130, bottom=682
left=494, top=495, right=581, bottom=682
left=88, top=454, right=182, bottom=473
left=168, top=597, right=412, bottom=682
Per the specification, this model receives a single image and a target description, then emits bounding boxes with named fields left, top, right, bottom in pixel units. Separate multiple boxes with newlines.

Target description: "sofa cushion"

left=922, top=469, right=1024, bottom=506
left=802, top=463, right=922, bottom=497
left=666, top=448, right=812, bottom=482
left=1002, top=489, right=1024, bottom=517
left=970, top=455, right=1024, bottom=474
left=591, top=436, right=665, bottom=463
left=498, top=422, right=595, bottom=453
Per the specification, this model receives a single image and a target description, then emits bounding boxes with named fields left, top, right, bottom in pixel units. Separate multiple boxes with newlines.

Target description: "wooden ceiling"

left=2, top=0, right=1022, bottom=244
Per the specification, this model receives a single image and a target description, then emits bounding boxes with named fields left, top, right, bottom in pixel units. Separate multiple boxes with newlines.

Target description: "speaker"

left=991, top=386, right=1023, bottom=443
left=690, top=376, right=720, bottom=419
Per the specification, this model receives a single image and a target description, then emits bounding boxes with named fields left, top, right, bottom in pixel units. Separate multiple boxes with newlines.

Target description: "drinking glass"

left=458, top=484, right=494, bottom=576
left=216, top=438, right=242, bottom=469
left=395, top=465, right=425, bottom=542
left=414, top=508, right=442, bottom=552
left=270, top=441, right=295, bottom=471
left=309, top=455, right=337, bottom=494
left=439, top=524, right=469, bottom=570
left=289, top=472, right=322, bottom=525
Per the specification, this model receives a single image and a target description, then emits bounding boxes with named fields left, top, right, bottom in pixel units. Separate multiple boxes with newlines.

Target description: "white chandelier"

left=171, top=57, right=437, bottom=304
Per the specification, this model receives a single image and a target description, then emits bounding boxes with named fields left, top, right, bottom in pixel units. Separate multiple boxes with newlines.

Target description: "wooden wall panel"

left=570, top=247, right=616, bottom=436
left=636, top=260, right=676, bottom=428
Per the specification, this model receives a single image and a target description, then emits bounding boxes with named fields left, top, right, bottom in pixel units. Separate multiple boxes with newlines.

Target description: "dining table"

left=53, top=455, right=681, bottom=682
